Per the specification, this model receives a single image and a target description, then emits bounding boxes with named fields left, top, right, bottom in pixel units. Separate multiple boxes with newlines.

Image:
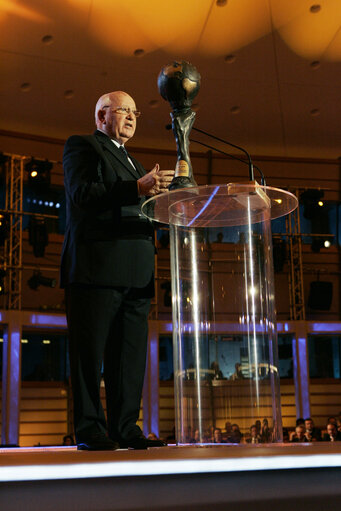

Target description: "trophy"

left=158, top=60, right=201, bottom=190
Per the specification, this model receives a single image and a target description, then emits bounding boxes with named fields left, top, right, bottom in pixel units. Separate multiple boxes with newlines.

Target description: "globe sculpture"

left=158, top=61, right=201, bottom=190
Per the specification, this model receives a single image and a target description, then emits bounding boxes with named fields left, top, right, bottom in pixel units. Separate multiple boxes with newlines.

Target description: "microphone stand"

left=192, top=126, right=255, bottom=182
left=189, top=137, right=266, bottom=186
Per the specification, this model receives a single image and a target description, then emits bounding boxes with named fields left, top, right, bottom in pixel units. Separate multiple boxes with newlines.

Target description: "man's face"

left=251, top=426, right=257, bottom=437
left=305, top=419, right=313, bottom=431
left=296, top=426, right=305, bottom=439
left=99, top=92, right=137, bottom=144
left=327, top=424, right=336, bottom=437
left=214, top=429, right=222, bottom=442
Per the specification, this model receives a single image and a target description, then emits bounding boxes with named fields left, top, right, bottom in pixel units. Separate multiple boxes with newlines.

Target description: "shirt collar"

left=97, top=129, right=124, bottom=149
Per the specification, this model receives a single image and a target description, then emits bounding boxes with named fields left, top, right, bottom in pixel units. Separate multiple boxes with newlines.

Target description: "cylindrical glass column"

left=142, top=184, right=297, bottom=445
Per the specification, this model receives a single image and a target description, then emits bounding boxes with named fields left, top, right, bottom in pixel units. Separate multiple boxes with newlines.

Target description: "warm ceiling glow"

left=0, top=0, right=48, bottom=22
left=271, top=0, right=341, bottom=61
left=66, top=0, right=272, bottom=56
left=2, top=0, right=340, bottom=60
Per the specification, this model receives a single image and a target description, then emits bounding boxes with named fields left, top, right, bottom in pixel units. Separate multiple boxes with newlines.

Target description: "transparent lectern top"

left=142, top=183, right=298, bottom=227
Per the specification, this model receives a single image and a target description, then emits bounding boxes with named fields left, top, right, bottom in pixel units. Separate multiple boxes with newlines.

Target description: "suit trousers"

left=65, top=284, right=151, bottom=442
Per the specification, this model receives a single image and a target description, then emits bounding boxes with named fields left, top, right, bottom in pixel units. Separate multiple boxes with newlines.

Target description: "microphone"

left=189, top=137, right=266, bottom=186
left=165, top=124, right=265, bottom=185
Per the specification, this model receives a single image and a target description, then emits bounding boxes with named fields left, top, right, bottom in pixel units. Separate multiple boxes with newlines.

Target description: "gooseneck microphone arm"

left=189, top=137, right=266, bottom=186
left=192, top=126, right=255, bottom=182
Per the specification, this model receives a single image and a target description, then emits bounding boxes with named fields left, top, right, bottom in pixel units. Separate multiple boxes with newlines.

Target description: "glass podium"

left=142, top=183, right=298, bottom=444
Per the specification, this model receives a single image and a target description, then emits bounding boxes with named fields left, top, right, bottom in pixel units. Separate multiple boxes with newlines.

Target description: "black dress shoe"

left=120, top=435, right=167, bottom=450
left=77, top=433, right=120, bottom=451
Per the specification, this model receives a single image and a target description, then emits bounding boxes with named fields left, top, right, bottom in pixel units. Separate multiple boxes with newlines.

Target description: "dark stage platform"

left=1, top=443, right=341, bottom=510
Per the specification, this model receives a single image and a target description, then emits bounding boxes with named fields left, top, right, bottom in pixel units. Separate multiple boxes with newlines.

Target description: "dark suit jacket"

left=61, top=130, right=155, bottom=294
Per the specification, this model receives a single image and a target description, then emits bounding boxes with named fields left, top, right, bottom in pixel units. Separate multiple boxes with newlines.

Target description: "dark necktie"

left=119, top=145, right=136, bottom=171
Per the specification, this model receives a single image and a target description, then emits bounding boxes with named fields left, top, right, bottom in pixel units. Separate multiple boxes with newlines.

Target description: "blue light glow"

left=2, top=453, right=341, bottom=482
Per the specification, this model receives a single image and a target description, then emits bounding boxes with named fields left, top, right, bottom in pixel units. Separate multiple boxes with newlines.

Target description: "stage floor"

left=1, top=443, right=341, bottom=510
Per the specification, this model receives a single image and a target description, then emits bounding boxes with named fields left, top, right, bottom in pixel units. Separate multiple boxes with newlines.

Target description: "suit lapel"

left=94, top=130, right=140, bottom=179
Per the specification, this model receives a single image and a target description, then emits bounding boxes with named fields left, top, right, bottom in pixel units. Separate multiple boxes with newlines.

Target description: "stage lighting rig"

left=28, top=216, right=48, bottom=257
left=27, top=271, right=56, bottom=290
left=300, top=189, right=331, bottom=252
left=25, top=158, right=52, bottom=190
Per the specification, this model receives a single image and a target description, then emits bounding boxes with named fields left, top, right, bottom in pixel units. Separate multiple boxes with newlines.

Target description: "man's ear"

left=98, top=109, right=106, bottom=124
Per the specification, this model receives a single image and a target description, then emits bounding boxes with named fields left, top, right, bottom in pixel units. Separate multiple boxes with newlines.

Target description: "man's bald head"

left=95, top=91, right=137, bottom=145
left=95, top=91, right=133, bottom=124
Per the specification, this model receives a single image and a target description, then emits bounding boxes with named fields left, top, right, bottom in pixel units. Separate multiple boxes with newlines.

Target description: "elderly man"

left=61, top=91, right=174, bottom=450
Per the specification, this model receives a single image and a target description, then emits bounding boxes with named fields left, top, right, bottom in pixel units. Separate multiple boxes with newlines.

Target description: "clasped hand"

left=137, top=164, right=174, bottom=196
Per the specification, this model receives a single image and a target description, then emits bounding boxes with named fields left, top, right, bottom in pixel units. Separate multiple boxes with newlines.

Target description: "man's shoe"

left=120, top=435, right=167, bottom=450
left=77, top=433, right=120, bottom=451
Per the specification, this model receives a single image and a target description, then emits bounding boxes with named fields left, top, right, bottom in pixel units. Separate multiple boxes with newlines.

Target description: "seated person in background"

left=323, top=422, right=341, bottom=442
left=213, top=427, right=224, bottom=443
left=246, top=424, right=261, bottom=444
left=230, top=423, right=243, bottom=443
left=260, top=418, right=272, bottom=443
left=194, top=429, right=201, bottom=443
left=290, top=425, right=308, bottom=443
left=209, top=361, right=224, bottom=380
left=147, top=433, right=159, bottom=441
left=62, top=435, right=75, bottom=446
left=304, top=417, right=321, bottom=442
left=230, top=362, right=245, bottom=380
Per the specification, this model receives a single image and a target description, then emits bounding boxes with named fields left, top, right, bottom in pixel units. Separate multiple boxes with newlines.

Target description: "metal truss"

left=286, top=195, right=305, bottom=320
left=3, top=155, right=25, bottom=310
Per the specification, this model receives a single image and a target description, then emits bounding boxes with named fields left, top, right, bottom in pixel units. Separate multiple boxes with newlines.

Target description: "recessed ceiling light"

left=224, top=54, right=236, bottom=64
left=42, top=35, right=54, bottom=45
left=310, top=60, right=320, bottom=69
left=149, top=100, right=159, bottom=108
left=310, top=108, right=320, bottom=116
left=133, top=49, right=145, bottom=57
left=216, top=0, right=227, bottom=6
left=230, top=106, right=240, bottom=114
left=64, top=90, right=75, bottom=99
left=310, top=4, right=321, bottom=13
left=20, top=82, right=31, bottom=92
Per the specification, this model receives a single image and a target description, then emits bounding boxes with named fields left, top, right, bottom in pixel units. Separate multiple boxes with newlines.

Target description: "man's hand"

left=137, top=164, right=174, bottom=196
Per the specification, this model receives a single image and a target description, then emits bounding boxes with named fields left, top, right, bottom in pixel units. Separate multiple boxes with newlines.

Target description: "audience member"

left=290, top=425, right=308, bottom=443
left=260, top=418, right=272, bottom=442
left=213, top=427, right=224, bottom=443
left=304, top=418, right=321, bottom=442
left=62, top=435, right=75, bottom=446
left=247, top=424, right=261, bottom=444
left=230, top=363, right=244, bottom=380
left=209, top=361, right=224, bottom=380
left=323, top=422, right=341, bottom=442
left=230, top=423, right=243, bottom=443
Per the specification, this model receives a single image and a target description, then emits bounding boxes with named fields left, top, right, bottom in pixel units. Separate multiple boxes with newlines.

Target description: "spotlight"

left=300, top=189, right=324, bottom=219
left=300, top=189, right=331, bottom=253
left=25, top=158, right=52, bottom=190
left=27, top=271, right=56, bottom=290
left=28, top=216, right=48, bottom=257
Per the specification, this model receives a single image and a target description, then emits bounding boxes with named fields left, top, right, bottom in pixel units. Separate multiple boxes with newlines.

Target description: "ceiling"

left=1, top=0, right=341, bottom=158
